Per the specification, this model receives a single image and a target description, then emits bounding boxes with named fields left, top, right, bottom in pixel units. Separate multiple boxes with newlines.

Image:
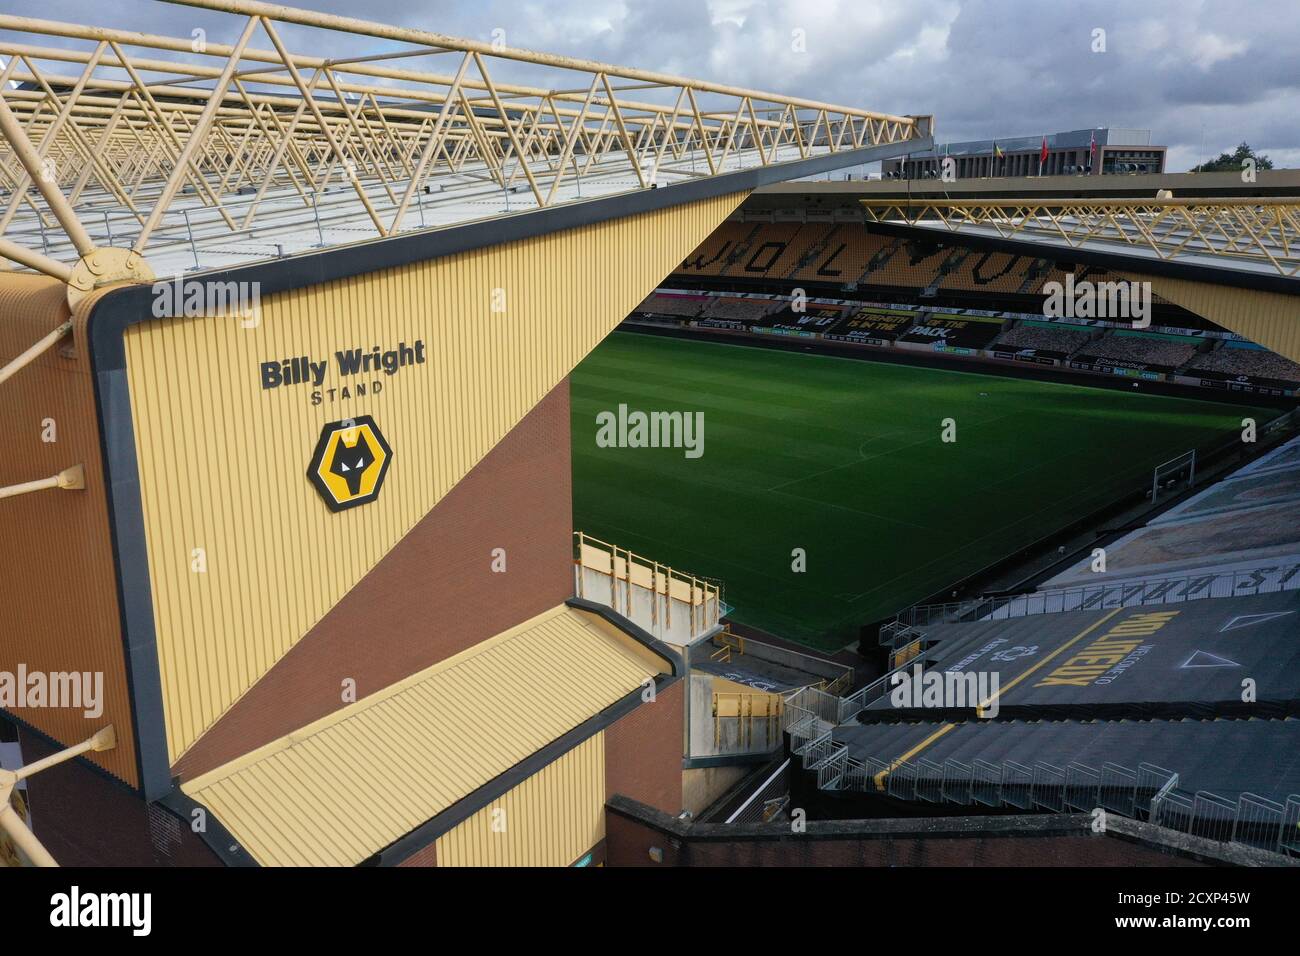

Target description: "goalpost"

left=1151, top=450, right=1196, bottom=504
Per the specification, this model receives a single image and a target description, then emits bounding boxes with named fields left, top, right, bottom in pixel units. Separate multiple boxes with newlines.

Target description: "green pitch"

left=571, top=332, right=1270, bottom=650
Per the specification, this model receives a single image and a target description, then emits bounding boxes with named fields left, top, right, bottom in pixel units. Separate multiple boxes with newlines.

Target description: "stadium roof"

left=751, top=169, right=1300, bottom=203
left=899, top=127, right=1156, bottom=161
left=858, top=197, right=1300, bottom=288
left=0, top=0, right=931, bottom=304
left=181, top=604, right=672, bottom=867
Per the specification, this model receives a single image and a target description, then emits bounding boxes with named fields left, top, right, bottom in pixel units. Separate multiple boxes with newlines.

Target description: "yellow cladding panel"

left=123, top=191, right=744, bottom=763
left=182, top=605, right=664, bottom=867
left=435, top=734, right=605, bottom=868
left=1122, top=272, right=1300, bottom=364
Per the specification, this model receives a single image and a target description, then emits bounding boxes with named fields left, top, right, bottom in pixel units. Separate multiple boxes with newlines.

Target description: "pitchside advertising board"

left=989, top=348, right=1061, bottom=365
left=1171, top=372, right=1296, bottom=398
left=1069, top=357, right=1164, bottom=380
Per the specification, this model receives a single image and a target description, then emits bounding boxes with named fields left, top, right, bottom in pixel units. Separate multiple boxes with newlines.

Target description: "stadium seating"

left=636, top=292, right=709, bottom=317
left=991, top=321, right=1094, bottom=355
left=760, top=223, right=839, bottom=278
left=1071, top=331, right=1198, bottom=369
left=940, top=250, right=1033, bottom=293
left=826, top=306, right=917, bottom=339
left=676, top=225, right=1181, bottom=313
left=864, top=239, right=947, bottom=288
left=698, top=297, right=786, bottom=321
left=1188, top=343, right=1300, bottom=384
left=677, top=221, right=758, bottom=276
left=722, top=222, right=803, bottom=277
left=896, top=314, right=1003, bottom=349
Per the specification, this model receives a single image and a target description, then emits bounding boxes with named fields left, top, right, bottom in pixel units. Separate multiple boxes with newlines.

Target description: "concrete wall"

left=606, top=795, right=1291, bottom=868
left=575, top=564, right=719, bottom=648
left=682, top=765, right=750, bottom=818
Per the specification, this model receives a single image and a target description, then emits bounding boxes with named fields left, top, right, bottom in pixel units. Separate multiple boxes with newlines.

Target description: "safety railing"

left=1149, top=787, right=1300, bottom=857
left=819, top=670, right=855, bottom=698
left=785, top=686, right=843, bottom=725
left=806, top=744, right=1299, bottom=859
left=894, top=563, right=1300, bottom=628
left=573, top=530, right=722, bottom=642
left=781, top=655, right=1300, bottom=861
left=833, top=654, right=919, bottom=723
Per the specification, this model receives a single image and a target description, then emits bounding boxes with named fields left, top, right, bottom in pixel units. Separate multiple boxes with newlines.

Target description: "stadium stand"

left=950, top=434, right=1300, bottom=620
left=865, top=238, right=949, bottom=289
left=991, top=320, right=1094, bottom=358
left=1188, top=342, right=1300, bottom=385
left=761, top=223, right=839, bottom=278
left=868, top=593, right=1300, bottom=718
left=834, top=704, right=1300, bottom=808
left=678, top=221, right=758, bottom=276
left=677, top=224, right=1180, bottom=313
left=753, top=305, right=849, bottom=333
left=723, top=222, right=803, bottom=277
left=636, top=292, right=711, bottom=317
left=1071, top=330, right=1200, bottom=371
left=786, top=442, right=1300, bottom=855
left=940, top=250, right=1022, bottom=293
left=896, top=314, right=1004, bottom=351
left=825, top=306, right=917, bottom=341
left=787, top=224, right=850, bottom=281
left=698, top=296, right=787, bottom=322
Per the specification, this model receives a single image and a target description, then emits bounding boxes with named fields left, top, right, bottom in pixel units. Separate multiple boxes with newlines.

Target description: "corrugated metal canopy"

left=181, top=604, right=667, bottom=866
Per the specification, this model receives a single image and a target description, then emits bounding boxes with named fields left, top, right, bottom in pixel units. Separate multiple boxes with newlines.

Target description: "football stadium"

left=1, top=0, right=1300, bottom=893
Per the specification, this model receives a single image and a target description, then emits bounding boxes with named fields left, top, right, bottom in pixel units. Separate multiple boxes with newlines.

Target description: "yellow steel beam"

left=862, top=198, right=1300, bottom=278
left=0, top=3, right=926, bottom=306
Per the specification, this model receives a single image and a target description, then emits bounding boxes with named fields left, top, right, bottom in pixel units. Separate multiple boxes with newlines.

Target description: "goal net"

left=1151, top=450, right=1196, bottom=504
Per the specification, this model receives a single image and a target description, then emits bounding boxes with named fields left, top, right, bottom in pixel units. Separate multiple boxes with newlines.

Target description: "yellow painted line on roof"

left=975, top=606, right=1125, bottom=717
left=873, top=723, right=956, bottom=791
left=873, top=605, right=1126, bottom=790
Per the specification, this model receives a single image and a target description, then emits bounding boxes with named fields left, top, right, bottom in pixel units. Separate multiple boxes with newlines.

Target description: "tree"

left=1192, top=142, right=1273, bottom=173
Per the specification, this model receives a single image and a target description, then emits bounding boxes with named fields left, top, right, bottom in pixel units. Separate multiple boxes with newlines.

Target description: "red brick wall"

left=14, top=724, right=220, bottom=867
left=397, top=842, right=438, bottom=867
left=174, top=380, right=574, bottom=780
left=604, top=678, right=683, bottom=816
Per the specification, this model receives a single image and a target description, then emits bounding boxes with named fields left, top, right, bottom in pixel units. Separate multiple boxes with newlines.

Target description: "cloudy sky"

left=21, top=0, right=1300, bottom=171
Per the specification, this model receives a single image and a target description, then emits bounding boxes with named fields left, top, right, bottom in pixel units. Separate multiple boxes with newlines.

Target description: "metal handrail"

left=894, top=563, right=1300, bottom=628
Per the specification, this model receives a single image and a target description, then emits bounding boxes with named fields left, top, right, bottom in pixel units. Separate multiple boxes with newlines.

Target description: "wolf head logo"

left=307, top=416, right=393, bottom=511
left=328, top=429, right=376, bottom=496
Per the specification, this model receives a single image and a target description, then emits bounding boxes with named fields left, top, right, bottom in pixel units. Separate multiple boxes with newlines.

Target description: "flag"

left=994, top=142, right=1005, bottom=158
left=1040, top=137, right=1049, bottom=165
left=1088, top=131, right=1097, bottom=169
